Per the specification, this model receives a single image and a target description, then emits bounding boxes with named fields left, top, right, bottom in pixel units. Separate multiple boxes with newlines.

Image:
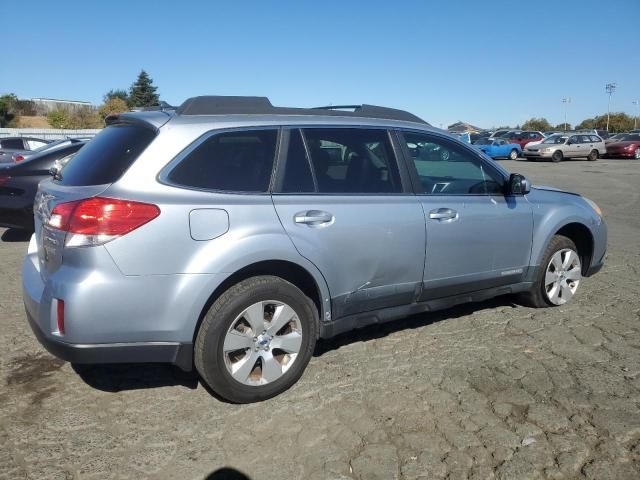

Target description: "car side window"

left=301, top=128, right=402, bottom=194
left=1, top=138, right=24, bottom=149
left=167, top=129, right=278, bottom=192
left=27, top=139, right=47, bottom=150
left=568, top=136, right=579, bottom=144
left=401, top=132, right=504, bottom=195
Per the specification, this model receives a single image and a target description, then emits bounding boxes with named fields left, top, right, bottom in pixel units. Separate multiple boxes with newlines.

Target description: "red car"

left=604, top=133, right=640, bottom=159
left=504, top=131, right=545, bottom=149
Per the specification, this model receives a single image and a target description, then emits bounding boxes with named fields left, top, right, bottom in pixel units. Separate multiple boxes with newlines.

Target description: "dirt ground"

left=1, top=157, right=639, bottom=480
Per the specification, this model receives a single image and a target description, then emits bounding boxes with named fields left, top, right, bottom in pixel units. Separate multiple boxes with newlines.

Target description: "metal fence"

left=0, top=128, right=101, bottom=140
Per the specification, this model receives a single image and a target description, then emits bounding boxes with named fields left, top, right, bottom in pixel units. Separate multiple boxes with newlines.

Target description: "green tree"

left=98, top=97, right=129, bottom=119
left=103, top=88, right=129, bottom=104
left=575, top=113, right=634, bottom=133
left=47, top=108, right=73, bottom=128
left=521, top=117, right=552, bottom=132
left=128, top=70, right=159, bottom=107
left=554, top=123, right=572, bottom=131
left=575, top=118, right=595, bottom=130
left=0, top=93, right=18, bottom=127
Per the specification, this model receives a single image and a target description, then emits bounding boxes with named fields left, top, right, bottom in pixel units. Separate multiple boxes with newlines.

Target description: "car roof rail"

left=176, top=96, right=429, bottom=125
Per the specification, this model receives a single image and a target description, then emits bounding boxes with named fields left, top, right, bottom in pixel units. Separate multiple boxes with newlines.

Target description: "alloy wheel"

left=544, top=248, right=581, bottom=305
left=223, top=300, right=303, bottom=386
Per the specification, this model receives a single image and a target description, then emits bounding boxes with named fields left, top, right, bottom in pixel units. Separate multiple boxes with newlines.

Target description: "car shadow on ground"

left=71, top=296, right=520, bottom=396
left=1, top=228, right=32, bottom=242
left=314, top=296, right=519, bottom=356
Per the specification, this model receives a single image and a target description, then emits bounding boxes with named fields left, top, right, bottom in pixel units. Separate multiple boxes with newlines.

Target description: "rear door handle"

left=294, top=210, right=334, bottom=226
left=429, top=208, right=458, bottom=222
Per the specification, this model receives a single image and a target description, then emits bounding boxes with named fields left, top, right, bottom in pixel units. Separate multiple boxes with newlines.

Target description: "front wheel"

left=195, top=276, right=318, bottom=403
left=551, top=150, right=563, bottom=162
left=509, top=149, right=518, bottom=160
left=519, top=235, right=582, bottom=308
left=588, top=149, right=599, bottom=161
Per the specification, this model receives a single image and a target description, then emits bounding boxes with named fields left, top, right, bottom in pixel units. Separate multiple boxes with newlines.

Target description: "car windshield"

left=474, top=138, right=492, bottom=145
left=542, top=135, right=567, bottom=144
left=620, top=134, right=640, bottom=141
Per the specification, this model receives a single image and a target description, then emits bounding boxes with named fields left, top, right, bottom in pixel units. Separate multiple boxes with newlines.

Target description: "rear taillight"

left=48, top=197, right=160, bottom=247
left=0, top=175, right=10, bottom=186
left=14, top=154, right=25, bottom=163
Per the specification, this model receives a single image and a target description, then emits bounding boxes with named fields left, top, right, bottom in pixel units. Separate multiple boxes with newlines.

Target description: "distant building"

left=31, top=98, right=95, bottom=115
left=447, top=121, right=482, bottom=133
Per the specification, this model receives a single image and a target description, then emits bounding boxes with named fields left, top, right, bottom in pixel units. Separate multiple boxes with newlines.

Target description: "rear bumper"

left=24, top=307, right=193, bottom=370
left=21, top=234, right=221, bottom=372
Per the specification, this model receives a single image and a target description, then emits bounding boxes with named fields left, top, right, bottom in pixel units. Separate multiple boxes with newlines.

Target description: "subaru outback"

left=23, top=96, right=607, bottom=403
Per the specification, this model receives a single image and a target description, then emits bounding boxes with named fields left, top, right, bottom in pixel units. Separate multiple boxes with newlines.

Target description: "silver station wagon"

left=523, top=133, right=606, bottom=162
left=23, top=96, right=607, bottom=402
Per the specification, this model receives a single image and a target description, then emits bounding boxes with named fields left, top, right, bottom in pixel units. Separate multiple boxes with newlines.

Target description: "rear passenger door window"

left=167, top=129, right=278, bottom=192
left=401, top=132, right=503, bottom=195
left=301, top=128, right=402, bottom=194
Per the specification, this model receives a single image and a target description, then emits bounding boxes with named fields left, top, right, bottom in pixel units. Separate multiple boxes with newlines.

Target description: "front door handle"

left=294, top=210, right=334, bottom=226
left=429, top=208, right=458, bottom=222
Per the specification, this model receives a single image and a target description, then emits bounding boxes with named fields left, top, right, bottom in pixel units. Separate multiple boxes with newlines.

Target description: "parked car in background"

left=604, top=133, right=628, bottom=144
left=22, top=95, right=606, bottom=403
left=505, top=131, right=545, bottom=150
left=603, top=133, right=640, bottom=159
left=0, top=137, right=50, bottom=163
left=12, top=137, right=92, bottom=163
left=490, top=129, right=511, bottom=138
left=473, top=137, right=521, bottom=159
left=469, top=131, right=491, bottom=143
left=576, top=129, right=609, bottom=139
left=523, top=133, right=606, bottom=162
left=0, top=141, right=86, bottom=230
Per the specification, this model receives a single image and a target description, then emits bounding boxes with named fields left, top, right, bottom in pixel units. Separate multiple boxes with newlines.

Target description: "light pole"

left=633, top=100, right=639, bottom=129
left=562, top=97, right=571, bottom=131
left=605, top=82, right=617, bottom=132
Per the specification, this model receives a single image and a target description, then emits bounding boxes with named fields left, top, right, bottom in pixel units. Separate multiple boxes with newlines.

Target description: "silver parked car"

left=23, top=96, right=607, bottom=402
left=523, top=133, right=606, bottom=162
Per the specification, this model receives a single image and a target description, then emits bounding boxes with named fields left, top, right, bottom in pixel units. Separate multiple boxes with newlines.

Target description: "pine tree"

left=128, top=70, right=160, bottom=107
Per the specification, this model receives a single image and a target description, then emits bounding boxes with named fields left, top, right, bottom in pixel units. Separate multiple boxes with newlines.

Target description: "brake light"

left=48, top=197, right=160, bottom=247
left=14, top=154, right=25, bottom=163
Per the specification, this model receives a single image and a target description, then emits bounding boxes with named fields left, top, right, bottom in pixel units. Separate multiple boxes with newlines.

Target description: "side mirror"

left=508, top=173, right=530, bottom=195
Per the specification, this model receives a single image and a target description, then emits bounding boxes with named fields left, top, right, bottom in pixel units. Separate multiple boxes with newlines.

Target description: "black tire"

left=194, top=276, right=318, bottom=403
left=509, top=149, right=518, bottom=160
left=518, top=235, right=579, bottom=308
left=588, top=149, right=598, bottom=161
left=551, top=150, right=563, bottom=162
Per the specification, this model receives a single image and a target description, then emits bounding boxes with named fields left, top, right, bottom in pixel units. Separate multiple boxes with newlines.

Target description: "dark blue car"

left=473, top=138, right=521, bottom=160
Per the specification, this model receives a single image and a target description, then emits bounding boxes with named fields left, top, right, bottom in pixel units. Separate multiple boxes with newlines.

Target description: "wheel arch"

left=535, top=221, right=594, bottom=275
left=193, top=259, right=329, bottom=346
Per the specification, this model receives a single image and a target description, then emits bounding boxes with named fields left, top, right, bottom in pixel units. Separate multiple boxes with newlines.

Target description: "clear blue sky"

left=3, top=0, right=639, bottom=129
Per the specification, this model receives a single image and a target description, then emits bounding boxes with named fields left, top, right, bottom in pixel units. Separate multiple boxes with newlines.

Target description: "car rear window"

left=55, top=124, right=156, bottom=186
left=1, top=138, right=24, bottom=149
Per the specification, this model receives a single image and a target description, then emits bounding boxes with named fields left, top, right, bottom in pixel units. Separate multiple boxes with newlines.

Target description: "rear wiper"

left=49, top=166, right=62, bottom=181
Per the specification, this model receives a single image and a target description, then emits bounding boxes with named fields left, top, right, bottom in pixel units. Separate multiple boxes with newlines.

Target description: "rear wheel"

left=509, top=149, right=518, bottom=160
left=588, top=149, right=599, bottom=161
left=195, top=276, right=317, bottom=403
left=551, top=150, right=563, bottom=162
left=519, top=235, right=582, bottom=308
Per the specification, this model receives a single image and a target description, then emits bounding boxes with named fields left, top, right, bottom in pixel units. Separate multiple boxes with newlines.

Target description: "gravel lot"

left=1, top=158, right=639, bottom=480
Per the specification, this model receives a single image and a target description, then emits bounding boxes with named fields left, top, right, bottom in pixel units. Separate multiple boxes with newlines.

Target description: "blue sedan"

left=473, top=138, right=521, bottom=159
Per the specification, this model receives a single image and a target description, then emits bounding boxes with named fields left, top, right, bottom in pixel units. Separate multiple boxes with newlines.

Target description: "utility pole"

left=633, top=100, right=639, bottom=130
left=605, top=83, right=617, bottom=132
left=562, top=97, right=571, bottom=131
